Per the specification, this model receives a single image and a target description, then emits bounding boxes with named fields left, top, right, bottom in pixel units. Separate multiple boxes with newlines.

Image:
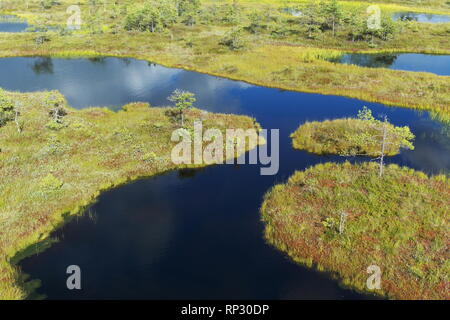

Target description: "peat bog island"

left=0, top=0, right=449, bottom=307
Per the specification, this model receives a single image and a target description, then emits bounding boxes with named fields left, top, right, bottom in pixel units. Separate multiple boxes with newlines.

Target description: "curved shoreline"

left=260, top=162, right=449, bottom=300
left=290, top=117, right=414, bottom=156
left=0, top=49, right=448, bottom=121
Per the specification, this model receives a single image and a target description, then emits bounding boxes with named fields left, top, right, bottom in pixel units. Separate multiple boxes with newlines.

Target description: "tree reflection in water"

left=31, top=57, right=54, bottom=75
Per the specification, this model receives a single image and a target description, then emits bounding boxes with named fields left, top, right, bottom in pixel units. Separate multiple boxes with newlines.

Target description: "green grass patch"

left=0, top=88, right=261, bottom=300
left=0, top=0, right=449, bottom=120
left=260, top=161, right=449, bottom=299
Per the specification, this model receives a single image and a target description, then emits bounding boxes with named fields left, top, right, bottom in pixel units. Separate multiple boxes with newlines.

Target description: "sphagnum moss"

left=0, top=0, right=449, bottom=120
left=290, top=116, right=414, bottom=156
left=260, top=162, right=450, bottom=300
left=0, top=89, right=262, bottom=300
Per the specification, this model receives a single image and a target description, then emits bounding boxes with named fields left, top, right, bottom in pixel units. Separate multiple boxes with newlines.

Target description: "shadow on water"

left=31, top=57, right=54, bottom=75
left=393, top=12, right=450, bottom=23
left=333, top=53, right=398, bottom=68
left=0, top=57, right=446, bottom=299
left=331, top=53, right=450, bottom=76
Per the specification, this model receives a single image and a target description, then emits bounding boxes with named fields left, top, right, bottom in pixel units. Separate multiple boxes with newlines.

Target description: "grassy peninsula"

left=260, top=162, right=449, bottom=300
left=0, top=88, right=261, bottom=300
left=0, top=0, right=449, bottom=120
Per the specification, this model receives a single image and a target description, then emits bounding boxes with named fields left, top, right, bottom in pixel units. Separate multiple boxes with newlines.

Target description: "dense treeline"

left=120, top=0, right=399, bottom=48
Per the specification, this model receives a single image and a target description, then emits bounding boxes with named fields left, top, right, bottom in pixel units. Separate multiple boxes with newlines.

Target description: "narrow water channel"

left=332, top=53, right=450, bottom=76
left=1, top=57, right=447, bottom=299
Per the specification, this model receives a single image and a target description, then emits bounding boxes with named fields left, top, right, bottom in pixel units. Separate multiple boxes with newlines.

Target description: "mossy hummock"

left=290, top=117, right=414, bottom=156
left=261, top=162, right=449, bottom=300
left=0, top=89, right=261, bottom=300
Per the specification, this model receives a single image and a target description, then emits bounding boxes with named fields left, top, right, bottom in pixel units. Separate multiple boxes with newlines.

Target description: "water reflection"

left=0, top=15, right=28, bottom=32
left=31, top=57, right=54, bottom=75
left=334, top=53, right=450, bottom=76
left=335, top=53, right=398, bottom=68
left=393, top=12, right=450, bottom=23
left=1, top=56, right=445, bottom=298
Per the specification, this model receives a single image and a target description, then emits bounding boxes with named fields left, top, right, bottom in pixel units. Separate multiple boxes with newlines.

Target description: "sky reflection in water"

left=2, top=56, right=447, bottom=299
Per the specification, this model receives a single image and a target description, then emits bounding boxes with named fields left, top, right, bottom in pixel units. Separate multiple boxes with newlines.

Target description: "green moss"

left=0, top=89, right=261, bottom=300
left=260, top=162, right=449, bottom=299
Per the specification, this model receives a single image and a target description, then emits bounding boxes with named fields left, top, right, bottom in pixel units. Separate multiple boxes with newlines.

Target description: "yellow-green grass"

left=211, top=45, right=450, bottom=118
left=0, top=89, right=261, bottom=300
left=0, top=1, right=449, bottom=120
left=291, top=118, right=412, bottom=156
left=0, top=32, right=448, bottom=121
left=339, top=0, right=450, bottom=13
left=260, top=161, right=450, bottom=299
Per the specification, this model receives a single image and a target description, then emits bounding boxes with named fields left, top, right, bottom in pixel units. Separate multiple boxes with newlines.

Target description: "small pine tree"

left=299, top=0, right=323, bottom=39
left=0, top=90, right=15, bottom=127
left=168, top=89, right=196, bottom=126
left=45, top=93, right=67, bottom=124
left=320, top=0, right=342, bottom=37
left=222, top=1, right=241, bottom=25
left=344, top=8, right=365, bottom=41
left=247, top=11, right=265, bottom=34
left=124, top=0, right=177, bottom=32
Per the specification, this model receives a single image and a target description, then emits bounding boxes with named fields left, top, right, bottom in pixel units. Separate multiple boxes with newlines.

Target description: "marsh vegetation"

left=261, top=162, right=449, bottom=299
left=0, top=0, right=448, bottom=301
left=0, top=88, right=260, bottom=299
left=0, top=0, right=449, bottom=119
left=291, top=107, right=415, bottom=157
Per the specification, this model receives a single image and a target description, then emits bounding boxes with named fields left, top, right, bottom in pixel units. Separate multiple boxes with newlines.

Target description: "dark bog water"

left=393, top=12, right=450, bottom=23
left=0, top=15, right=28, bottom=32
left=2, top=57, right=448, bottom=299
left=333, top=53, right=450, bottom=76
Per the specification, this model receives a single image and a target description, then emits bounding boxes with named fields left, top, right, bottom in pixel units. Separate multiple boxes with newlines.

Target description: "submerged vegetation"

left=0, top=88, right=260, bottom=299
left=291, top=107, right=415, bottom=156
left=0, top=0, right=448, bottom=119
left=260, top=162, right=449, bottom=300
